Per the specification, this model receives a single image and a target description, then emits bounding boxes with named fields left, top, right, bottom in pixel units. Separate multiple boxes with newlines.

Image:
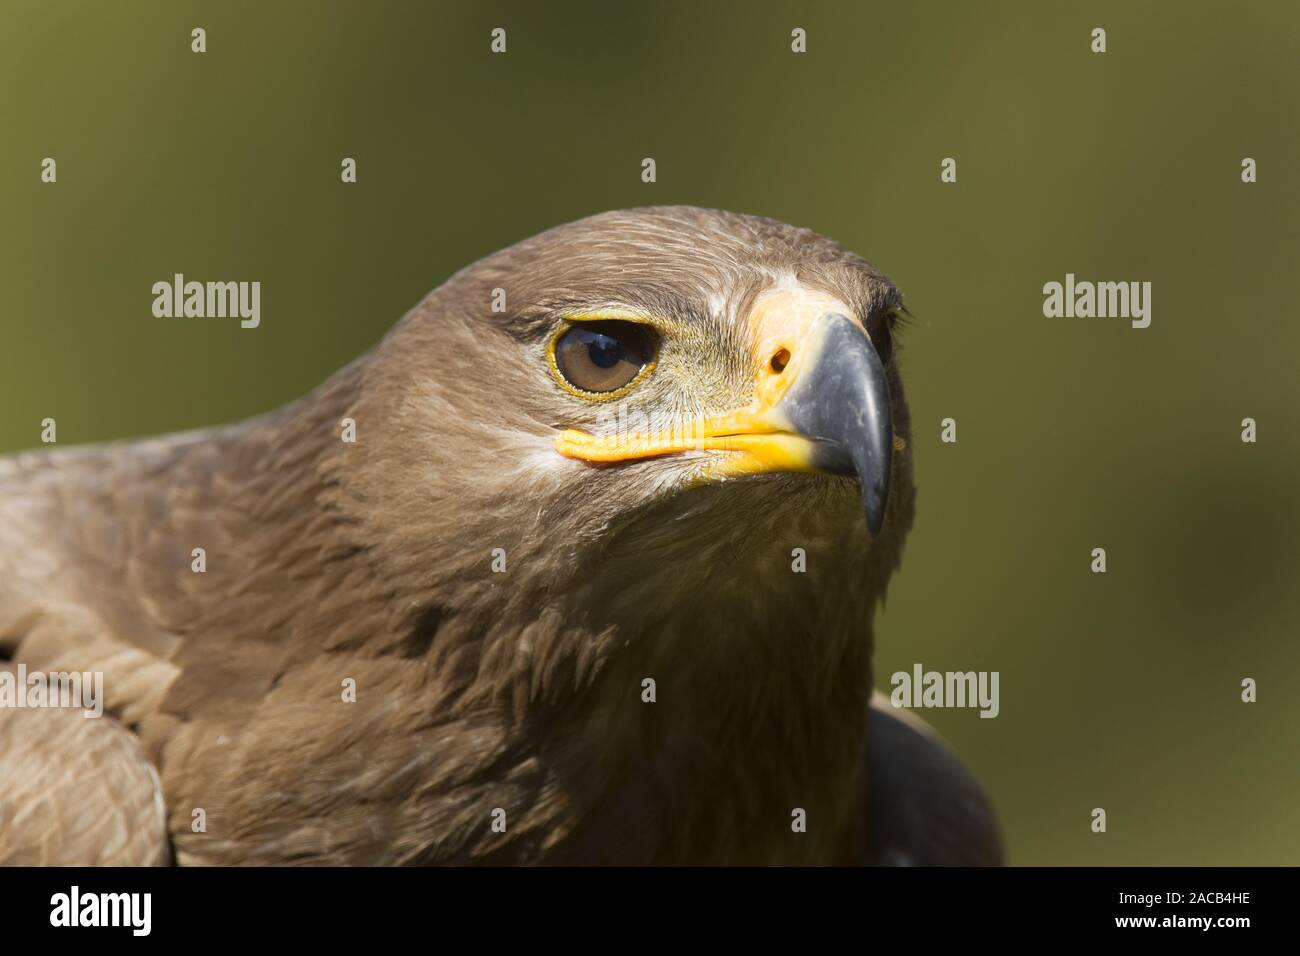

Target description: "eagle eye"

left=552, top=320, right=656, bottom=396
left=869, top=308, right=900, bottom=367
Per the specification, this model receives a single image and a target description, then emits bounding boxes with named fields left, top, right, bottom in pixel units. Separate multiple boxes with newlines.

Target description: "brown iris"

left=553, top=320, right=656, bottom=395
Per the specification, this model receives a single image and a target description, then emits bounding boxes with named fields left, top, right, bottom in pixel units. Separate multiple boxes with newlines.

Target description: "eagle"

left=0, top=206, right=1001, bottom=865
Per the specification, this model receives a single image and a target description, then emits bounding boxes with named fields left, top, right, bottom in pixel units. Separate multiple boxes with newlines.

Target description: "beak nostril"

left=770, top=348, right=791, bottom=374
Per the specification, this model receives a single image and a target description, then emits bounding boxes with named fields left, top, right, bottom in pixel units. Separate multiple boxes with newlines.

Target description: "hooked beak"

left=764, top=312, right=894, bottom=535
left=554, top=304, right=896, bottom=535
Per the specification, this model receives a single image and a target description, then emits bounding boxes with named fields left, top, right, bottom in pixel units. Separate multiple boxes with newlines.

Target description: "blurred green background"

left=2, top=1, right=1297, bottom=864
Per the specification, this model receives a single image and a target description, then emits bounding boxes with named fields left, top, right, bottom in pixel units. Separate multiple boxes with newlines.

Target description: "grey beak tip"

left=775, top=311, right=895, bottom=537
left=864, top=495, right=884, bottom=537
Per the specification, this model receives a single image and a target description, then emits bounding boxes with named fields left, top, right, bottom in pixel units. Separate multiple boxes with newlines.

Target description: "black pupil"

left=585, top=332, right=624, bottom=369
left=555, top=320, right=654, bottom=393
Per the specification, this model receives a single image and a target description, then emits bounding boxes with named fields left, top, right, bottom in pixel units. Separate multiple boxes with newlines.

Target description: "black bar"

left=1, top=866, right=1279, bottom=941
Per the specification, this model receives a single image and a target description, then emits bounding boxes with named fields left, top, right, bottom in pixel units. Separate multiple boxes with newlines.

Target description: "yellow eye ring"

left=546, top=314, right=660, bottom=402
